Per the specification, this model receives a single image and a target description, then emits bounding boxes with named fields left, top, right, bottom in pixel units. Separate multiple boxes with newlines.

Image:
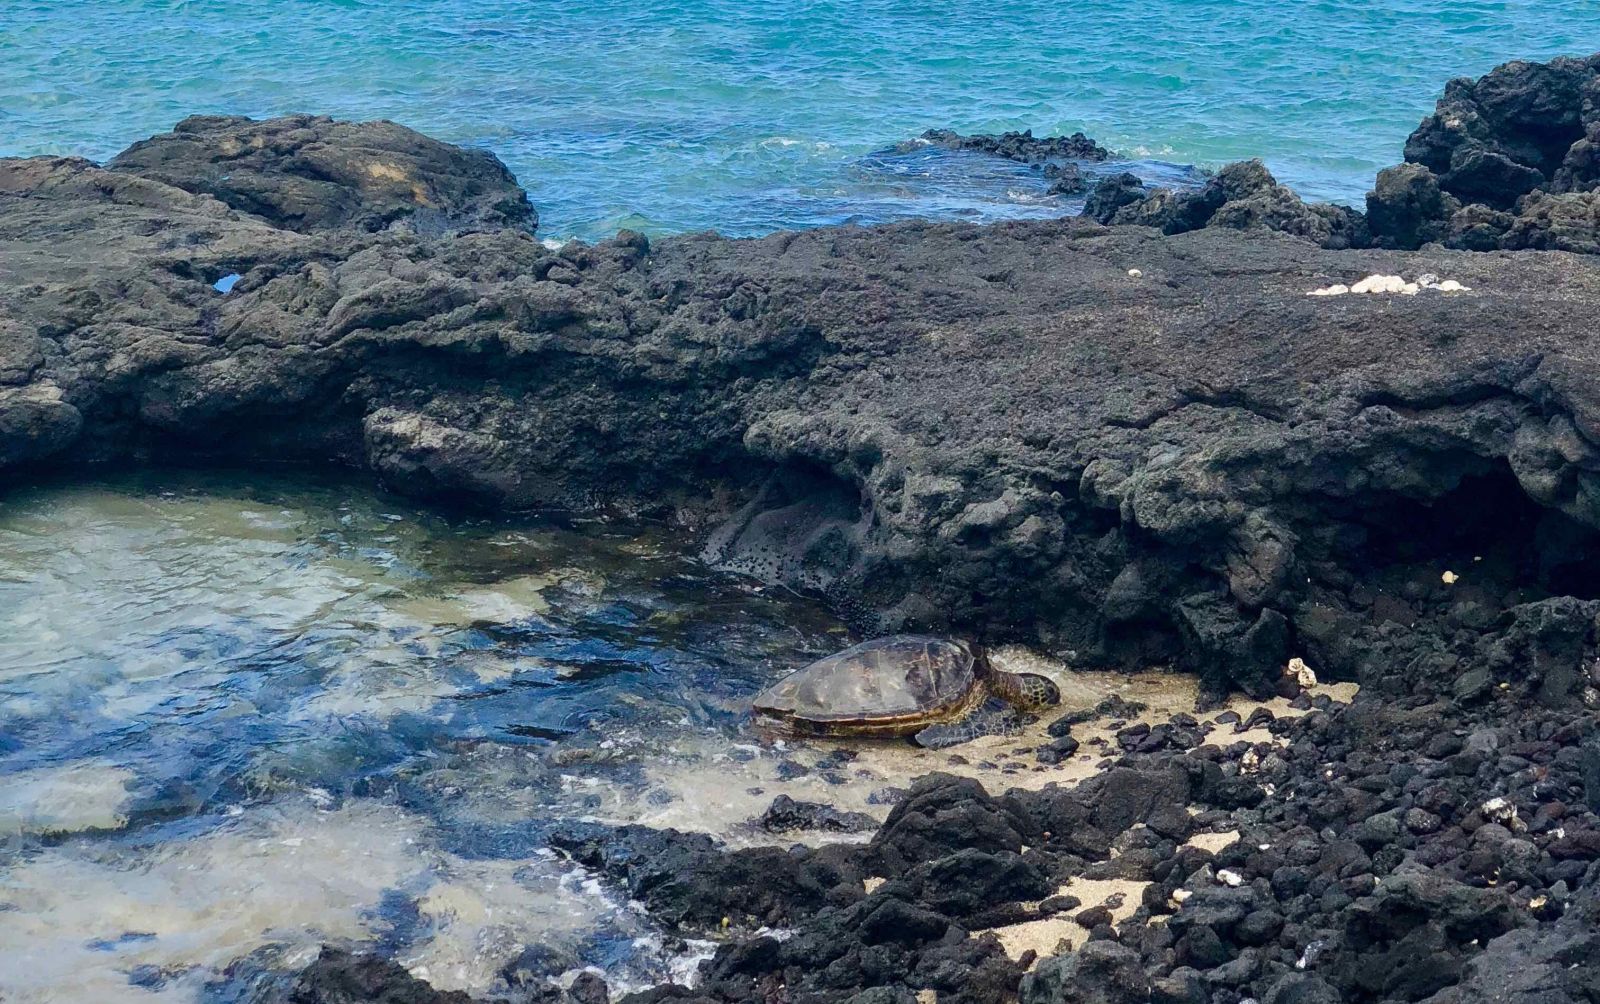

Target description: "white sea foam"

left=0, top=800, right=424, bottom=1002
left=0, top=762, right=135, bottom=837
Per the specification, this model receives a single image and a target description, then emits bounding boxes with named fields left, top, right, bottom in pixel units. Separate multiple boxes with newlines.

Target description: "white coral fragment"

left=1307, top=273, right=1472, bottom=297
left=1287, top=657, right=1317, bottom=688
left=1350, top=274, right=1416, bottom=294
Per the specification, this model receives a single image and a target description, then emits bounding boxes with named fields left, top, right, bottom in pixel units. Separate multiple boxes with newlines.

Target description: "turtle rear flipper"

left=912, top=699, right=1028, bottom=749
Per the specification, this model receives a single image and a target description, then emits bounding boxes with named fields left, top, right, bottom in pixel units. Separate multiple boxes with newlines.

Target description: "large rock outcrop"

left=108, top=114, right=536, bottom=234
left=8, top=113, right=1600, bottom=706
left=1368, top=54, right=1600, bottom=252
left=1080, top=53, right=1600, bottom=257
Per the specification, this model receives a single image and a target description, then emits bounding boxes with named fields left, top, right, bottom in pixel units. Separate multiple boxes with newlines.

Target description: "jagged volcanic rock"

left=292, top=688, right=1598, bottom=1004
left=1368, top=54, right=1600, bottom=253
left=1084, top=159, right=1368, bottom=249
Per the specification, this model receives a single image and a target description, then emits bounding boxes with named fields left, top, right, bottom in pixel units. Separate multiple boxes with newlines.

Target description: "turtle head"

left=970, top=641, right=1061, bottom=710
left=1013, top=673, right=1062, bottom=710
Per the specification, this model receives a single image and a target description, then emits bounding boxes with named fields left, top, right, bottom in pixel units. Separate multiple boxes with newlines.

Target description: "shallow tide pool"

left=0, top=469, right=865, bottom=1001
left=0, top=469, right=1222, bottom=1002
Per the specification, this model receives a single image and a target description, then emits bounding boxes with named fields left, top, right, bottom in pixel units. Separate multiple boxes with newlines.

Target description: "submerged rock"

left=290, top=948, right=476, bottom=1004
left=916, top=128, right=1111, bottom=164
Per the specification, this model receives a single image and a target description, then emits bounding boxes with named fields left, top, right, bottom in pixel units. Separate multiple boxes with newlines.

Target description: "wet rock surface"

left=289, top=948, right=476, bottom=1004
left=547, top=823, right=865, bottom=930
left=914, top=128, right=1111, bottom=164
left=759, top=794, right=879, bottom=834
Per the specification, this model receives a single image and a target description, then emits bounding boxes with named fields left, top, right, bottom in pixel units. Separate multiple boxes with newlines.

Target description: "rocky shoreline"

left=4, top=53, right=1600, bottom=1004
left=278, top=673, right=1600, bottom=1004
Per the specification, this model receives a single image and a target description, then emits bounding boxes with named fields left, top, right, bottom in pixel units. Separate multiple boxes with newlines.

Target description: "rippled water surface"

left=5, top=1, right=1598, bottom=239
left=0, top=470, right=858, bottom=1001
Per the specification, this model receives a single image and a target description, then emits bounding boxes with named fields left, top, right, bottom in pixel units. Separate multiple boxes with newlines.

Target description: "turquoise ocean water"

left=3, top=2, right=1598, bottom=241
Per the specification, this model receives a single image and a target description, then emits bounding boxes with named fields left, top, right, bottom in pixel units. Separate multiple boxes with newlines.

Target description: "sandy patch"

left=984, top=876, right=1149, bottom=963
left=1216, top=681, right=1359, bottom=745
left=381, top=571, right=561, bottom=627
left=600, top=650, right=1358, bottom=847
left=1184, top=829, right=1241, bottom=853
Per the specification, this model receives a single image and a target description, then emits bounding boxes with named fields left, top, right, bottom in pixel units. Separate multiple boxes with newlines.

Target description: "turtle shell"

left=751, top=635, right=979, bottom=735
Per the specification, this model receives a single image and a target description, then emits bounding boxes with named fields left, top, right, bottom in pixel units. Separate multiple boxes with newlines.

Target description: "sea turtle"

left=751, top=635, right=1061, bottom=749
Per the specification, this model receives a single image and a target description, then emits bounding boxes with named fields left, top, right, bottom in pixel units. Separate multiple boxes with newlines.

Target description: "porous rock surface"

left=914, top=128, right=1111, bottom=164
left=1081, top=53, right=1600, bottom=256
left=1363, top=53, right=1600, bottom=253
left=1083, top=160, right=1369, bottom=250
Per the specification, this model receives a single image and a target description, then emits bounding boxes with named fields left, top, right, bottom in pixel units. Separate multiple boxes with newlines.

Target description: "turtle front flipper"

left=912, top=698, right=1027, bottom=749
